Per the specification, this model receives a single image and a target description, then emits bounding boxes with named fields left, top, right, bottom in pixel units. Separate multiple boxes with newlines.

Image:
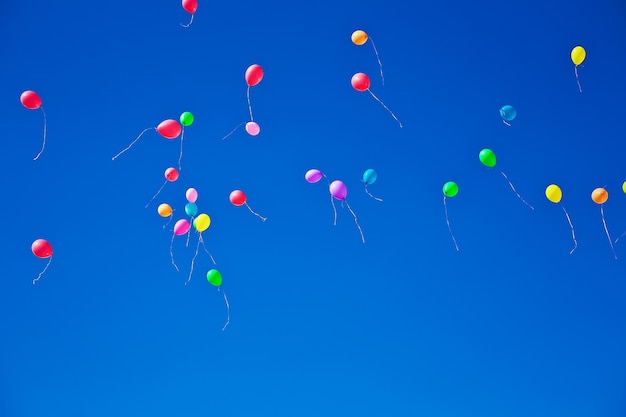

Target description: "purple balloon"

left=305, top=169, right=323, bottom=184
left=329, top=180, right=347, bottom=200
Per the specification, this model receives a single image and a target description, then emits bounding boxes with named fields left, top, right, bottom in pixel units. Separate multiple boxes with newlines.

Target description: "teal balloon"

left=499, top=105, right=516, bottom=121
left=362, top=169, right=378, bottom=185
left=185, top=202, right=198, bottom=217
left=180, top=111, right=194, bottom=127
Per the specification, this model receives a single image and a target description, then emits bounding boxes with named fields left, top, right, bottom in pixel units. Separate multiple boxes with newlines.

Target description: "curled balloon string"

left=500, top=170, right=534, bottom=210
left=600, top=205, right=617, bottom=260
left=220, top=288, right=230, bottom=331
left=169, top=233, right=180, bottom=271
left=162, top=212, right=174, bottom=230
left=32, top=256, right=53, bottom=285
left=502, top=120, right=511, bottom=127
left=321, top=173, right=338, bottom=226
left=220, top=122, right=245, bottom=140
left=145, top=180, right=168, bottom=208
left=180, top=13, right=194, bottom=28
left=614, top=230, right=626, bottom=244
left=112, top=127, right=153, bottom=160
left=560, top=203, right=578, bottom=254
left=178, top=127, right=184, bottom=170
left=199, top=235, right=217, bottom=265
left=246, top=86, right=254, bottom=121
left=344, top=201, right=365, bottom=243
left=244, top=202, right=267, bottom=222
left=367, top=89, right=402, bottom=128
left=369, top=37, right=384, bottom=86
left=185, top=216, right=194, bottom=247
left=443, top=196, right=459, bottom=251
left=574, top=65, right=583, bottom=93
left=364, top=184, right=383, bottom=202
left=186, top=235, right=202, bottom=285
left=33, top=106, right=47, bottom=161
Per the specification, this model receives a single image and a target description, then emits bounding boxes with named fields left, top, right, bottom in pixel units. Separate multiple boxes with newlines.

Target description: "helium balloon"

left=174, top=219, right=191, bottom=236
left=305, top=169, right=323, bottom=184
left=187, top=213, right=215, bottom=285
left=442, top=181, right=459, bottom=250
left=623, top=181, right=626, bottom=194
left=180, top=111, right=194, bottom=126
left=328, top=180, right=365, bottom=243
left=186, top=187, right=198, bottom=203
left=112, top=118, right=181, bottom=160
left=220, top=64, right=265, bottom=141
left=245, top=64, right=264, bottom=87
left=207, top=269, right=222, bottom=286
left=545, top=184, right=577, bottom=254
left=479, top=148, right=534, bottom=210
left=571, top=45, right=586, bottom=92
left=146, top=167, right=179, bottom=208
left=499, top=105, right=516, bottom=126
left=185, top=202, right=198, bottom=217
left=362, top=169, right=382, bottom=201
left=591, top=187, right=616, bottom=258
left=20, top=90, right=47, bottom=160
left=193, top=213, right=211, bottom=232
left=351, top=30, right=384, bottom=85
left=32, top=239, right=53, bottom=284
left=181, top=0, right=197, bottom=27
left=230, top=189, right=267, bottom=221
left=245, top=121, right=260, bottom=136
left=351, top=72, right=402, bottom=127
left=158, top=203, right=173, bottom=217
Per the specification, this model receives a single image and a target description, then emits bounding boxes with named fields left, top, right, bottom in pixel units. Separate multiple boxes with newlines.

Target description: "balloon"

left=443, top=181, right=458, bottom=197
left=623, top=181, right=626, bottom=194
left=180, top=111, right=194, bottom=126
left=499, top=105, right=516, bottom=122
left=185, top=202, right=198, bottom=217
left=245, top=121, right=260, bottom=136
left=362, top=169, right=377, bottom=185
left=305, top=169, right=323, bottom=184
left=186, top=187, right=198, bottom=203
left=32, top=239, right=53, bottom=258
left=229, top=190, right=246, bottom=206
left=351, top=72, right=370, bottom=92
left=20, top=90, right=42, bottom=109
left=479, top=148, right=496, bottom=167
left=165, top=167, right=179, bottom=181
left=351, top=30, right=368, bottom=46
left=194, top=213, right=211, bottom=232
left=156, top=119, right=182, bottom=139
left=571, top=46, right=586, bottom=66
left=207, top=269, right=222, bottom=286
left=591, top=187, right=608, bottom=204
left=545, top=184, right=562, bottom=203
left=245, top=64, right=264, bottom=87
left=174, top=219, right=191, bottom=236
left=182, top=0, right=198, bottom=14
left=329, top=180, right=347, bottom=200
left=158, top=203, right=173, bottom=217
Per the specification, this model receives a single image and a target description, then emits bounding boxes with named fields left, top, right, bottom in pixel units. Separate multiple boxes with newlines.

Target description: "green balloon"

left=479, top=148, right=496, bottom=167
left=206, top=269, right=222, bottom=287
left=443, top=181, right=458, bottom=197
left=180, top=111, right=194, bottom=127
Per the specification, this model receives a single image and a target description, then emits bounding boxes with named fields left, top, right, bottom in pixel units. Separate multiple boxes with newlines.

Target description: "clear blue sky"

left=1, top=0, right=626, bottom=415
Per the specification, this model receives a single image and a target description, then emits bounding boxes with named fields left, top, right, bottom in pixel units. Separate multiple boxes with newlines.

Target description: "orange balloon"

left=591, top=188, right=608, bottom=204
left=351, top=30, right=368, bottom=46
left=157, top=203, right=173, bottom=217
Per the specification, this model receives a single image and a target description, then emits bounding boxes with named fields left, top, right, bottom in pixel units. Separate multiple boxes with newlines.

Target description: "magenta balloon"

left=305, top=169, right=323, bottom=184
left=186, top=187, right=198, bottom=203
left=173, top=219, right=191, bottom=236
left=329, top=180, right=347, bottom=200
left=245, top=121, right=260, bottom=136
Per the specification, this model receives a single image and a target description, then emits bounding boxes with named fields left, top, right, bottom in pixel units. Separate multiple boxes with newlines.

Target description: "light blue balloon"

left=185, top=202, right=198, bottom=217
left=499, top=105, right=516, bottom=121
left=362, top=169, right=378, bottom=185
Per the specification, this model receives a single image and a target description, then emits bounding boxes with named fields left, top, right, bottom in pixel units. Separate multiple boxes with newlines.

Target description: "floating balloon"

left=545, top=184, right=577, bottom=254
left=305, top=169, right=323, bottom=184
left=329, top=180, right=365, bottom=243
left=181, top=0, right=197, bottom=27
left=351, top=29, right=384, bottom=85
left=571, top=45, right=586, bottom=93
left=178, top=111, right=194, bottom=169
left=207, top=269, right=230, bottom=330
left=351, top=72, right=402, bottom=127
left=186, top=187, right=198, bottom=203
left=362, top=169, right=382, bottom=201
left=20, top=90, right=47, bottom=160
left=185, top=202, right=198, bottom=217
left=499, top=105, right=516, bottom=126
left=112, top=119, right=182, bottom=160
left=623, top=181, right=626, bottom=194
left=479, top=148, right=534, bottom=210
left=158, top=203, right=173, bottom=217
left=229, top=190, right=267, bottom=221
left=591, top=187, right=616, bottom=259
left=32, top=238, right=53, bottom=284
left=245, top=64, right=264, bottom=87
left=442, top=181, right=459, bottom=251
left=186, top=213, right=216, bottom=285
left=221, top=65, right=264, bottom=140
left=245, top=121, right=260, bottom=136
left=174, top=219, right=190, bottom=236
left=146, top=167, right=179, bottom=208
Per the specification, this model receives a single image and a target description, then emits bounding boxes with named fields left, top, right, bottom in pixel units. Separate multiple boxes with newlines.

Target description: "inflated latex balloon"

left=180, top=111, right=194, bottom=126
left=545, top=184, right=562, bottom=203
left=245, top=121, right=260, bottom=136
left=193, top=213, right=211, bottom=232
left=351, top=30, right=368, bottom=45
left=592, top=187, right=608, bottom=204
left=245, top=64, right=264, bottom=87
left=623, top=181, right=626, bottom=194
left=305, top=169, right=323, bottom=184
left=207, top=269, right=222, bottom=286
left=499, top=105, right=516, bottom=126
left=185, top=203, right=198, bottom=217
left=351, top=72, right=401, bottom=127
left=329, top=180, right=348, bottom=200
left=32, top=239, right=53, bottom=284
left=362, top=169, right=377, bottom=185
left=443, top=181, right=458, bottom=197
left=181, top=0, right=197, bottom=27
left=20, top=90, right=47, bottom=160
left=165, top=167, right=179, bottom=181
left=174, top=219, right=191, bottom=236
left=229, top=190, right=266, bottom=221
left=113, top=118, right=181, bottom=160
left=478, top=149, right=496, bottom=167
left=186, top=187, right=198, bottom=203
left=571, top=45, right=586, bottom=92
left=158, top=203, right=173, bottom=217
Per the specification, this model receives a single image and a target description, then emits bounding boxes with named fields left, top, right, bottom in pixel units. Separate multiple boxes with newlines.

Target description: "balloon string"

left=500, top=170, right=534, bottom=210
left=178, top=127, right=184, bottom=170
left=220, top=288, right=230, bottom=331
left=615, top=230, right=626, bottom=244
left=186, top=235, right=202, bottom=285
left=364, top=184, right=383, bottom=202
left=502, top=120, right=511, bottom=127
left=33, top=256, right=53, bottom=285
left=145, top=180, right=168, bottom=208
left=199, top=235, right=216, bottom=264
left=163, top=213, right=174, bottom=230
left=112, top=127, right=153, bottom=160
left=443, top=196, right=459, bottom=251
left=221, top=122, right=244, bottom=140
left=246, top=86, right=254, bottom=121
left=345, top=201, right=365, bottom=243
left=600, top=205, right=617, bottom=259
left=244, top=202, right=267, bottom=222
left=33, top=106, right=47, bottom=161
left=560, top=203, right=578, bottom=254
left=574, top=65, right=582, bottom=93
left=369, top=37, right=384, bottom=86
left=169, top=233, right=179, bottom=271
left=180, top=13, right=194, bottom=28
left=322, top=174, right=338, bottom=225
left=185, top=215, right=194, bottom=247
left=367, top=89, right=402, bottom=128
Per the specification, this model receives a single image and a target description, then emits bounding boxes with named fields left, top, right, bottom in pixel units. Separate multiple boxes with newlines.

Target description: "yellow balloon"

left=157, top=203, right=172, bottom=217
left=194, top=213, right=211, bottom=232
left=571, top=46, right=586, bottom=66
left=351, top=30, right=368, bottom=46
left=622, top=181, right=626, bottom=194
left=545, top=184, right=562, bottom=204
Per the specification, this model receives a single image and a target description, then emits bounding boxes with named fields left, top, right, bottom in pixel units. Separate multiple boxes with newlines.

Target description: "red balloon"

left=351, top=73, right=370, bottom=92
left=20, top=90, right=42, bottom=109
left=156, top=119, right=182, bottom=139
left=245, top=64, right=264, bottom=87
left=32, top=239, right=53, bottom=258
left=165, top=167, right=179, bottom=181
left=182, top=0, right=198, bottom=13
left=229, top=190, right=246, bottom=206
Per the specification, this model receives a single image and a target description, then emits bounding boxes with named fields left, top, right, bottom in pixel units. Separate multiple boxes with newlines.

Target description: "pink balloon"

left=186, top=187, right=198, bottom=203
left=20, top=90, right=42, bottom=109
left=165, top=167, right=179, bottom=181
left=329, top=180, right=347, bottom=200
left=245, top=64, right=264, bottom=87
left=156, top=119, right=182, bottom=139
left=305, top=169, right=323, bottom=184
left=173, top=219, right=191, bottom=236
left=182, top=0, right=198, bottom=14
left=351, top=73, right=370, bottom=92
left=245, top=121, right=260, bottom=136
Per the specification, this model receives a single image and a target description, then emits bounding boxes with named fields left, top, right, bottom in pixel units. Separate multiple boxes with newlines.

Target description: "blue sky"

left=1, top=0, right=626, bottom=415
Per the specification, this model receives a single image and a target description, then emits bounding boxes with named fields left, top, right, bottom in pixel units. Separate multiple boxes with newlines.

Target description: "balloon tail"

left=199, top=235, right=217, bottom=264
left=500, top=170, right=534, bottom=210
left=220, top=122, right=245, bottom=140
left=180, top=13, right=194, bottom=28
left=33, top=106, right=47, bottom=161
left=574, top=65, right=582, bottom=93
left=220, top=288, right=230, bottom=331
left=145, top=180, right=168, bottom=209
left=178, top=127, right=184, bottom=170
left=502, top=120, right=511, bottom=127
left=32, top=256, right=52, bottom=285
left=186, top=236, right=201, bottom=285
left=331, top=194, right=338, bottom=226
left=615, top=230, right=626, bottom=244
left=112, top=127, right=152, bottom=160
left=244, top=202, right=267, bottom=222
left=169, top=234, right=179, bottom=271
left=367, top=89, right=402, bottom=128
left=246, top=86, right=254, bottom=122
left=185, top=227, right=191, bottom=247
left=600, top=205, right=617, bottom=259
left=560, top=203, right=578, bottom=254
left=364, top=184, right=383, bottom=202
left=162, top=213, right=174, bottom=230
left=345, top=201, right=365, bottom=243
left=443, top=196, right=459, bottom=251
left=369, top=37, right=384, bottom=86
